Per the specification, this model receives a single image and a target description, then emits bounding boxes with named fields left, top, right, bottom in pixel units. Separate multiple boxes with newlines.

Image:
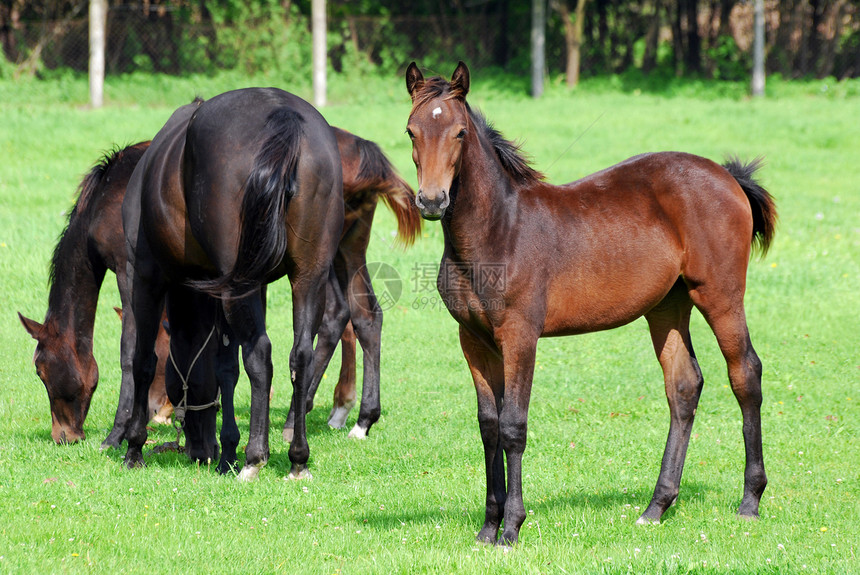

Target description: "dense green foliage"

left=3, top=1, right=860, bottom=80
left=1, top=71, right=858, bottom=573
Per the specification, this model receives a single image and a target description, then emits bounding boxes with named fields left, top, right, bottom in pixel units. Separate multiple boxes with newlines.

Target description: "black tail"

left=723, top=156, right=778, bottom=258
left=190, top=109, right=304, bottom=298
left=351, top=136, right=422, bottom=247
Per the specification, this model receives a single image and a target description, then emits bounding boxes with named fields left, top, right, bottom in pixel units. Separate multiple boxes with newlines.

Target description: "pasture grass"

left=1, top=69, right=858, bottom=574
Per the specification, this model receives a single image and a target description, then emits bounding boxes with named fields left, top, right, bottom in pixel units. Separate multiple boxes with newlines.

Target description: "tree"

left=312, top=0, right=326, bottom=107
left=552, top=0, right=589, bottom=87
left=89, top=0, right=107, bottom=108
left=532, top=0, right=546, bottom=97
left=751, top=0, right=764, bottom=96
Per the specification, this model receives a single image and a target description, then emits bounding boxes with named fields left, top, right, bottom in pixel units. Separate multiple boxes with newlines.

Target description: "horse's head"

left=19, top=313, right=96, bottom=444
left=405, top=61, right=471, bottom=220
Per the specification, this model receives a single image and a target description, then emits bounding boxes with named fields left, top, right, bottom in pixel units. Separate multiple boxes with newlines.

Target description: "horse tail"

left=352, top=136, right=422, bottom=247
left=191, top=108, right=304, bottom=298
left=723, top=156, right=778, bottom=258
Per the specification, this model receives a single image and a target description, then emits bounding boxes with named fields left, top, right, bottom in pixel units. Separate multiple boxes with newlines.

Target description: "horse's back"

left=535, top=152, right=755, bottom=335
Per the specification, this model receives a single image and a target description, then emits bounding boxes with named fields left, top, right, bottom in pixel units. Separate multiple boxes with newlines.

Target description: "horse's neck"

left=444, top=135, right=516, bottom=263
left=45, top=216, right=104, bottom=344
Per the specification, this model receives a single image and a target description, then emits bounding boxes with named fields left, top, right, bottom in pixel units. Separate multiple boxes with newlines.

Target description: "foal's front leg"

left=494, top=325, right=539, bottom=547
left=459, top=327, right=505, bottom=544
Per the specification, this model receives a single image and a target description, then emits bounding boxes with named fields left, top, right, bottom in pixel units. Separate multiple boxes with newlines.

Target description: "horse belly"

left=542, top=254, right=680, bottom=336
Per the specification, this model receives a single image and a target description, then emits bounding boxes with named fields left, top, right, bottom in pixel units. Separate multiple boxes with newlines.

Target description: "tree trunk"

left=819, top=0, right=847, bottom=78
left=89, top=0, right=107, bottom=108
left=752, top=0, right=765, bottom=96
left=683, top=0, right=700, bottom=73
left=555, top=0, right=588, bottom=87
left=531, top=0, right=546, bottom=97
left=642, top=0, right=663, bottom=74
left=312, top=0, right=326, bottom=108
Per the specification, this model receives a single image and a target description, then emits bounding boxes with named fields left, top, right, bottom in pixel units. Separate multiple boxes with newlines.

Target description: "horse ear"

left=406, top=62, right=425, bottom=101
left=113, top=306, right=123, bottom=320
left=18, top=312, right=44, bottom=339
left=450, top=61, right=470, bottom=99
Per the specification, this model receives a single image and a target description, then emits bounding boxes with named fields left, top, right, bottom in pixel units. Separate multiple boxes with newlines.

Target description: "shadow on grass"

left=359, top=481, right=710, bottom=533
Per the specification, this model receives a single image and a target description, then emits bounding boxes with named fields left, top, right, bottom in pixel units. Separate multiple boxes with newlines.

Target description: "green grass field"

left=1, top=69, right=858, bottom=574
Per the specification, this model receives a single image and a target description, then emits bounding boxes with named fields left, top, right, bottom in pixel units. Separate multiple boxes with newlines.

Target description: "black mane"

left=467, top=107, right=545, bottom=185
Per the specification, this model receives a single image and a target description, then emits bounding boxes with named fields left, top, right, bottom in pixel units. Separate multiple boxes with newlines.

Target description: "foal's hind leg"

left=638, top=283, right=703, bottom=524
left=329, top=321, right=358, bottom=429
left=282, top=267, right=349, bottom=442
left=691, top=291, right=767, bottom=519
left=343, top=255, right=382, bottom=439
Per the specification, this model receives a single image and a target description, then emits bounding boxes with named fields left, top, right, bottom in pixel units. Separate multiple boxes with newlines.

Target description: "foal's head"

left=19, top=314, right=96, bottom=444
left=405, top=61, right=471, bottom=220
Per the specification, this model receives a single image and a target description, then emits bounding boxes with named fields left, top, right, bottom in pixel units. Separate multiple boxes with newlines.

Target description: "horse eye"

left=406, top=128, right=415, bottom=140
left=456, top=129, right=467, bottom=140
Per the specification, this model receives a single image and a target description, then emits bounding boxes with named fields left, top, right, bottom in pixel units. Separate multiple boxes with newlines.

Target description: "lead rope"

left=169, top=324, right=220, bottom=445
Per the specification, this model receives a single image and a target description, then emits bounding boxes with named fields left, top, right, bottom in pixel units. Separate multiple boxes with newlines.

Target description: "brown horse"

left=405, top=62, right=776, bottom=546
left=17, top=142, right=165, bottom=444
left=19, top=121, right=419, bottom=449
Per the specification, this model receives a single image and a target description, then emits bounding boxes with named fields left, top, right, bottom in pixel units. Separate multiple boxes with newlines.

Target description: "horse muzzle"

left=415, top=189, right=450, bottom=220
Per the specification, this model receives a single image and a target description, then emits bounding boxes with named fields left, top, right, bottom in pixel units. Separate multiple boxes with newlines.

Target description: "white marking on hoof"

left=432, top=106, right=442, bottom=119
left=635, top=515, right=660, bottom=525
left=287, top=467, right=313, bottom=481
left=347, top=424, right=368, bottom=439
left=282, top=427, right=294, bottom=443
left=237, top=463, right=263, bottom=482
left=151, top=414, right=172, bottom=426
left=327, top=404, right=353, bottom=429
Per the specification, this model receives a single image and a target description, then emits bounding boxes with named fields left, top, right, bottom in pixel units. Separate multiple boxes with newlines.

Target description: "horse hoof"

left=327, top=405, right=351, bottom=429
left=151, top=414, right=172, bottom=426
left=287, top=465, right=313, bottom=481
left=101, top=432, right=124, bottom=451
left=282, top=428, right=294, bottom=443
left=347, top=424, right=368, bottom=439
left=737, top=512, right=760, bottom=521
left=635, top=515, right=660, bottom=525
left=123, top=453, right=145, bottom=469
left=237, top=463, right=263, bottom=482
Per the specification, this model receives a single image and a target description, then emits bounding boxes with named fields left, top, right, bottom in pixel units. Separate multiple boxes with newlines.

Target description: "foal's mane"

left=47, top=143, right=141, bottom=291
left=467, top=106, right=545, bottom=185
left=412, top=76, right=545, bottom=186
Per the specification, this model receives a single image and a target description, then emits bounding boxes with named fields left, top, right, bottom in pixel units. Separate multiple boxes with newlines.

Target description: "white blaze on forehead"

left=432, top=106, right=442, bottom=119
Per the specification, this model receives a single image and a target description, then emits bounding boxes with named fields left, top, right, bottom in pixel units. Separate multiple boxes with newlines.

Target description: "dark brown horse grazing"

left=405, top=62, right=777, bottom=546
left=18, top=142, right=169, bottom=444
left=123, top=89, right=344, bottom=480
left=18, top=122, right=420, bottom=452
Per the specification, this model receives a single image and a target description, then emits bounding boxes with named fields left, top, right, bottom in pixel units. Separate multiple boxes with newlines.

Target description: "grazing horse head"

left=405, top=61, right=471, bottom=220
left=19, top=314, right=95, bottom=443
left=16, top=143, right=148, bottom=444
